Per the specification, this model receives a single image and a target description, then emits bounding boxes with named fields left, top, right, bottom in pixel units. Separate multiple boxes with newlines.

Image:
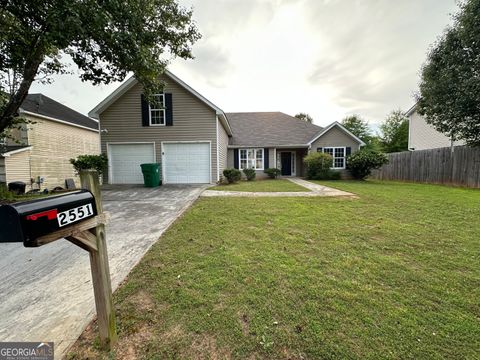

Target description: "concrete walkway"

left=201, top=178, right=354, bottom=197
left=0, top=184, right=206, bottom=359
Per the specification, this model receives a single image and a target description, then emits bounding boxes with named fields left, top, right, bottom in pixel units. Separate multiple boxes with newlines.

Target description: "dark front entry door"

left=281, top=152, right=292, bottom=176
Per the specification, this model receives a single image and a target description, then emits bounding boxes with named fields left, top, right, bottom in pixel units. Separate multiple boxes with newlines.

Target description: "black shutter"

left=234, top=149, right=239, bottom=169
left=141, top=94, right=149, bottom=126
left=264, top=148, right=269, bottom=169
left=346, top=147, right=351, bottom=156
left=317, top=147, right=323, bottom=152
left=165, top=93, right=173, bottom=126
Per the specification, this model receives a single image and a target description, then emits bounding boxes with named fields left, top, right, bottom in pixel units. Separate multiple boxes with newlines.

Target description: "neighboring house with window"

left=0, top=94, right=99, bottom=191
left=406, top=103, right=465, bottom=151
left=89, top=70, right=364, bottom=185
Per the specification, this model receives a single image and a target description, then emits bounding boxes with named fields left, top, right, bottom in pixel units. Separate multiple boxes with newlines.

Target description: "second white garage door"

left=163, top=142, right=210, bottom=184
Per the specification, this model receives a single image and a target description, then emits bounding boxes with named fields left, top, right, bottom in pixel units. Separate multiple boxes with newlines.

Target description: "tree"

left=417, top=0, right=480, bottom=146
left=341, top=115, right=371, bottom=142
left=380, top=110, right=409, bottom=153
left=0, top=0, right=201, bottom=135
left=295, top=113, right=313, bottom=123
left=341, top=114, right=382, bottom=151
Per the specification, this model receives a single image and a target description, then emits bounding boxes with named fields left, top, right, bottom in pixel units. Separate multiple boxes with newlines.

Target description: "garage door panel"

left=109, top=144, right=155, bottom=184
left=163, top=143, right=210, bottom=184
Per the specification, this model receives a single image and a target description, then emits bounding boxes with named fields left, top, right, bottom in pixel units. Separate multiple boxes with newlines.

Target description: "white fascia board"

left=405, top=102, right=418, bottom=117
left=1, top=146, right=33, bottom=157
left=20, top=110, right=99, bottom=133
left=307, top=121, right=366, bottom=146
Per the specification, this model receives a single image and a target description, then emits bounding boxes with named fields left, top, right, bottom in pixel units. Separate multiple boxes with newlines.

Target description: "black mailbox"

left=0, top=190, right=97, bottom=247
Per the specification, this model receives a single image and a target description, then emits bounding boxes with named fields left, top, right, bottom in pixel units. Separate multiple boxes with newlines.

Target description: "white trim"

left=307, top=121, right=366, bottom=146
left=405, top=102, right=417, bottom=117
left=88, top=70, right=233, bottom=135
left=106, top=142, right=156, bottom=184
left=161, top=141, right=212, bottom=184
left=148, top=93, right=166, bottom=126
left=0, top=146, right=33, bottom=157
left=20, top=110, right=99, bottom=133
left=216, top=116, right=220, bottom=182
left=408, top=115, right=413, bottom=151
left=238, top=148, right=264, bottom=171
left=273, top=148, right=277, bottom=170
left=321, top=146, right=347, bottom=170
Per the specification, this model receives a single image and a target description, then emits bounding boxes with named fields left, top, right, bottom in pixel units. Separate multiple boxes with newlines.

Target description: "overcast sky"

left=30, top=0, right=458, bottom=128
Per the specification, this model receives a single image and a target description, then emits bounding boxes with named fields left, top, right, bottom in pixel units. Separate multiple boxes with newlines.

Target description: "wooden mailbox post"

left=1, top=170, right=117, bottom=349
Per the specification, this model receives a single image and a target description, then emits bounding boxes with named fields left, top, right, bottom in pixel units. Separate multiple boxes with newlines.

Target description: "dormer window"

left=149, top=94, right=165, bottom=126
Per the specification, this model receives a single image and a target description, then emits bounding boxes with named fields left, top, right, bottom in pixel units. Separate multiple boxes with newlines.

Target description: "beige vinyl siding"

left=99, top=75, right=218, bottom=183
left=4, top=149, right=31, bottom=188
left=0, top=157, right=5, bottom=183
left=26, top=114, right=100, bottom=189
left=310, top=126, right=361, bottom=151
left=408, top=110, right=464, bottom=150
left=217, top=117, right=229, bottom=180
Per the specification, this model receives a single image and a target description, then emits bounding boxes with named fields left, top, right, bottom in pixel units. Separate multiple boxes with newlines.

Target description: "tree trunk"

left=0, top=47, right=45, bottom=134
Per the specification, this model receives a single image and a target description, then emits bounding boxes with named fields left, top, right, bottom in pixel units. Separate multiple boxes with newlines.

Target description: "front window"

left=239, top=148, right=264, bottom=170
left=323, top=147, right=346, bottom=169
left=149, top=94, right=165, bottom=126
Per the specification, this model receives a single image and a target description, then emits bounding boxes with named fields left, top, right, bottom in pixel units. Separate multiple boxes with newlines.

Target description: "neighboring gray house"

left=406, top=104, right=465, bottom=151
left=89, top=71, right=364, bottom=184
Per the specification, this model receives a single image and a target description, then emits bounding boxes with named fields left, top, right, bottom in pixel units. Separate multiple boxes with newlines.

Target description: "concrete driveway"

left=0, top=184, right=206, bottom=359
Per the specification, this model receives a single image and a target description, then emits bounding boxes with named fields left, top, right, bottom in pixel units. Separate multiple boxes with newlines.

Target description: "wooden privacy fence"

left=371, top=146, right=480, bottom=188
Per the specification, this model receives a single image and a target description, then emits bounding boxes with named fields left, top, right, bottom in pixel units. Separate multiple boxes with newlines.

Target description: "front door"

left=281, top=152, right=292, bottom=176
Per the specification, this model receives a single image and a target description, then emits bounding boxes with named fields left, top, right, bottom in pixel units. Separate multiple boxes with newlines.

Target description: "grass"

left=69, top=180, right=480, bottom=359
left=209, top=179, right=309, bottom=192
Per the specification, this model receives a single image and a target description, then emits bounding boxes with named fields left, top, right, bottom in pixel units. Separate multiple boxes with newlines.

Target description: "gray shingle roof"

left=0, top=145, right=31, bottom=156
left=21, top=94, right=99, bottom=131
left=226, top=112, right=322, bottom=147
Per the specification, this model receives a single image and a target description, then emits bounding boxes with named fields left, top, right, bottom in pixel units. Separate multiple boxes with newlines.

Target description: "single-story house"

left=89, top=70, right=364, bottom=184
left=0, top=94, right=100, bottom=191
left=406, top=103, right=465, bottom=151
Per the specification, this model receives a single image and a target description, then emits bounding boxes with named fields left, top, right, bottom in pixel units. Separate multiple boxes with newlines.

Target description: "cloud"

left=29, top=0, right=458, bottom=127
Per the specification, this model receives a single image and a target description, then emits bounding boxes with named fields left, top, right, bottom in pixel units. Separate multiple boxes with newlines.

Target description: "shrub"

left=264, top=168, right=281, bottom=179
left=223, top=168, right=242, bottom=184
left=303, top=152, right=334, bottom=180
left=243, top=168, right=256, bottom=181
left=347, top=149, right=388, bottom=179
left=70, top=154, right=108, bottom=177
left=328, top=170, right=342, bottom=180
left=0, top=183, right=14, bottom=202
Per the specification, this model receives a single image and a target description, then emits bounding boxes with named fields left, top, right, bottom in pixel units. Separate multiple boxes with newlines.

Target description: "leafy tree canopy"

left=341, top=115, right=371, bottom=142
left=0, top=0, right=201, bottom=134
left=417, top=0, right=480, bottom=146
left=380, top=110, right=409, bottom=153
left=295, top=112, right=313, bottom=123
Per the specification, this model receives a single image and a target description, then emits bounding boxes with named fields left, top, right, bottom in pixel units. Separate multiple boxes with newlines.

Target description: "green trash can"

left=140, top=163, right=161, bottom=187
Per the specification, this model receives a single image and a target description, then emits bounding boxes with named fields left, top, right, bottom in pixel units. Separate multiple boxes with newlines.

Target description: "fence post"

left=79, top=170, right=117, bottom=349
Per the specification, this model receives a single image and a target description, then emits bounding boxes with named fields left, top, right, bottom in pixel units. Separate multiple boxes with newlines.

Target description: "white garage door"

left=109, top=143, right=155, bottom=184
left=163, top=142, right=210, bottom=184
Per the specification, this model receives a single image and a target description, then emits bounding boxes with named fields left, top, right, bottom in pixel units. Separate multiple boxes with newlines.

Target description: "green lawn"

left=69, top=181, right=480, bottom=359
left=209, top=179, right=309, bottom=192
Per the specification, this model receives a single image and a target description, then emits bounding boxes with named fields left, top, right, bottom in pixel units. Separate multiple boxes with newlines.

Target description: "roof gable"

left=308, top=122, right=366, bottom=146
left=89, top=70, right=231, bottom=135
